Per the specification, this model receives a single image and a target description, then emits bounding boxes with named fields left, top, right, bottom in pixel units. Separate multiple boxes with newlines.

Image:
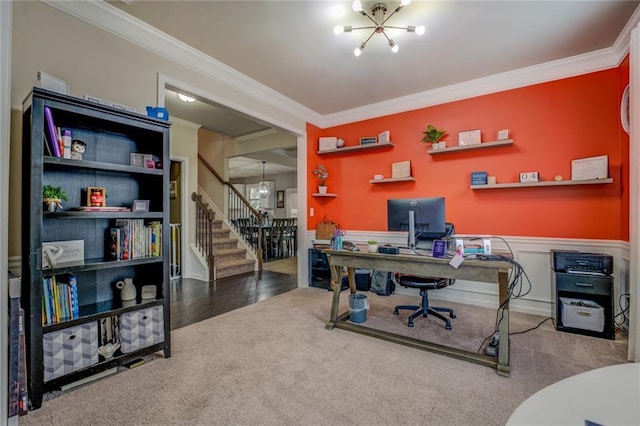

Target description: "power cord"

left=614, top=293, right=630, bottom=330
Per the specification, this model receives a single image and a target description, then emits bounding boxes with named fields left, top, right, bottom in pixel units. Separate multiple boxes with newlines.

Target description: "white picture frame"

left=378, top=131, right=390, bottom=144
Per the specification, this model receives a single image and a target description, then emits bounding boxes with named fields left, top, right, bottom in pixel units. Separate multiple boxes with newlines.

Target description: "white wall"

left=7, top=1, right=306, bottom=261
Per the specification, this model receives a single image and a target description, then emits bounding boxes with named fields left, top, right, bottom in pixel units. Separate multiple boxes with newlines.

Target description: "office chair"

left=393, top=223, right=457, bottom=330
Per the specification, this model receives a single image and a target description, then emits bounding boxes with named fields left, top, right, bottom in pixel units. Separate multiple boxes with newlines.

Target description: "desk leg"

left=326, top=264, right=343, bottom=329
left=497, top=270, right=510, bottom=377
left=347, top=267, right=356, bottom=294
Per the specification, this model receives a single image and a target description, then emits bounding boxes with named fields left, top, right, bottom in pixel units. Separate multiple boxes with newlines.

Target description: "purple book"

left=44, top=106, right=61, bottom=157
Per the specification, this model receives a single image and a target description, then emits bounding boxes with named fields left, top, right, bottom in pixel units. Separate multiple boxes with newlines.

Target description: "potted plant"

left=42, top=185, right=68, bottom=212
left=313, top=164, right=328, bottom=193
left=367, top=239, right=379, bottom=253
left=421, top=124, right=447, bottom=149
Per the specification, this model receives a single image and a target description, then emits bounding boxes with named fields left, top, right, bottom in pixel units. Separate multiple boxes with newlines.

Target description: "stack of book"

left=44, top=106, right=73, bottom=158
left=108, top=219, right=162, bottom=260
left=41, top=274, right=79, bottom=325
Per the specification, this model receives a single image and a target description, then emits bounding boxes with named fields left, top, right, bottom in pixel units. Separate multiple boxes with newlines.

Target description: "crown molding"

left=41, top=0, right=322, bottom=129
left=42, top=0, right=639, bottom=130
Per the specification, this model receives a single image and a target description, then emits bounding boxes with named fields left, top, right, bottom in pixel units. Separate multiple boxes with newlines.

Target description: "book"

left=44, top=106, right=61, bottom=157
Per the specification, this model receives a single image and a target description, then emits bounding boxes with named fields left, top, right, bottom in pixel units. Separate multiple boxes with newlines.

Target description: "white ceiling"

left=111, top=0, right=640, bottom=177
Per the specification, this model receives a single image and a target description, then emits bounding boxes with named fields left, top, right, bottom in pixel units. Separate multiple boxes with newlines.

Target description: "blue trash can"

left=349, top=293, right=369, bottom=323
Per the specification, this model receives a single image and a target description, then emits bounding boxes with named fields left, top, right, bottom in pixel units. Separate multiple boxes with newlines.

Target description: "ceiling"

left=112, top=1, right=639, bottom=177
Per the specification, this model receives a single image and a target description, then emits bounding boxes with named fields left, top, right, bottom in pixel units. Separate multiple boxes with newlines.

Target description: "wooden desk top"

left=324, top=249, right=512, bottom=284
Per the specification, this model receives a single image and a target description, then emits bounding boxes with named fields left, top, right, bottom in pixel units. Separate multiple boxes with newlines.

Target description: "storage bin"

left=355, top=269, right=371, bottom=291
left=560, top=297, right=605, bottom=332
left=120, top=305, right=165, bottom=353
left=43, top=321, right=99, bottom=382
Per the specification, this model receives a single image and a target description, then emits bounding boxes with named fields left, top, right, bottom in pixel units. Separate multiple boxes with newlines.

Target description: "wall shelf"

left=471, top=178, right=613, bottom=189
left=369, top=177, right=415, bottom=184
left=317, top=142, right=394, bottom=155
left=312, top=193, right=337, bottom=197
left=428, top=139, right=513, bottom=155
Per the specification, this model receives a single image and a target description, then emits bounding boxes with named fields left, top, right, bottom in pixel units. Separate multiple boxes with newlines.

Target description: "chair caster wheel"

left=408, top=322, right=414, bottom=328
left=393, top=310, right=399, bottom=315
left=450, top=313, right=457, bottom=319
left=445, top=323, right=452, bottom=330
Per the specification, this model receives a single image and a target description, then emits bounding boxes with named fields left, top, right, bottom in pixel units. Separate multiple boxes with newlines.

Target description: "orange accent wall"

left=307, top=66, right=630, bottom=240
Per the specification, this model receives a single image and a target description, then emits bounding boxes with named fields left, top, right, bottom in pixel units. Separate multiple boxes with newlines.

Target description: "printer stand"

left=553, top=271, right=615, bottom=340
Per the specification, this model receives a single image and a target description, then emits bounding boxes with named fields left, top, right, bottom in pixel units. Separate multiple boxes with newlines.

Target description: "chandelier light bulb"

left=389, top=40, right=399, bottom=53
left=415, top=25, right=425, bottom=35
left=352, top=0, right=362, bottom=12
left=401, top=0, right=412, bottom=5
left=334, top=25, right=344, bottom=35
left=354, top=46, right=362, bottom=56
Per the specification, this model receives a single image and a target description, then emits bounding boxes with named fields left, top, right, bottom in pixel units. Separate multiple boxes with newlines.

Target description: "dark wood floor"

left=169, top=267, right=299, bottom=330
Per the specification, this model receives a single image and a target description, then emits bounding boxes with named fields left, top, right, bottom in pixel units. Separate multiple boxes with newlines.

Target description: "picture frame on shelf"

left=86, top=186, right=107, bottom=207
left=378, top=131, right=390, bottom=144
left=360, top=137, right=377, bottom=145
left=497, top=129, right=510, bottom=140
left=170, top=180, right=177, bottom=199
left=459, top=129, right=482, bottom=146
left=132, top=199, right=150, bottom=212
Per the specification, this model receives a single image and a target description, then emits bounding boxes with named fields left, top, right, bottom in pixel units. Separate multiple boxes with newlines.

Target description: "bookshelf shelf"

left=317, top=142, right=394, bottom=155
left=44, top=156, right=163, bottom=175
left=22, top=87, right=171, bottom=410
left=428, top=139, right=513, bottom=155
left=470, top=178, right=613, bottom=189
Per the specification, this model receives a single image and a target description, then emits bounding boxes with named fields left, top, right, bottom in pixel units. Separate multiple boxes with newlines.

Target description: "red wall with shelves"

left=307, top=65, right=630, bottom=240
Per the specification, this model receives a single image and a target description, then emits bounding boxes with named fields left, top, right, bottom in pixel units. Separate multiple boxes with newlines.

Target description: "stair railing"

left=192, top=193, right=216, bottom=282
left=198, top=154, right=264, bottom=271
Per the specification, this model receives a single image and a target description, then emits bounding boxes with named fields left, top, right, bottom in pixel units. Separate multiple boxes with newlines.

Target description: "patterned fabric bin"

left=119, top=305, right=165, bottom=353
left=43, top=322, right=99, bottom=382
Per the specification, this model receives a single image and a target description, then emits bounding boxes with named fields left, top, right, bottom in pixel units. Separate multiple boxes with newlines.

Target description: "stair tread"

left=214, top=247, right=246, bottom=255
left=216, top=258, right=255, bottom=269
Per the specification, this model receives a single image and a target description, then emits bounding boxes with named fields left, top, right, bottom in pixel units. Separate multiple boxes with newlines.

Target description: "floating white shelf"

left=428, top=139, right=513, bottom=155
left=312, top=193, right=337, bottom=197
left=471, top=178, right=613, bottom=189
left=369, top=177, right=415, bottom=184
left=317, top=142, right=394, bottom=155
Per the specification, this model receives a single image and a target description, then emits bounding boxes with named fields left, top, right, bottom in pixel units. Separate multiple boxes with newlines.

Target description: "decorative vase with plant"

left=313, top=164, right=328, bottom=193
left=421, top=124, right=447, bottom=149
left=42, top=185, right=68, bottom=212
left=367, top=239, right=379, bottom=253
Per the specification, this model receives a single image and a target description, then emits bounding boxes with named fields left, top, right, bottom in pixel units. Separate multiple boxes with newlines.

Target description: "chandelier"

left=334, top=0, right=425, bottom=56
left=258, top=161, right=270, bottom=199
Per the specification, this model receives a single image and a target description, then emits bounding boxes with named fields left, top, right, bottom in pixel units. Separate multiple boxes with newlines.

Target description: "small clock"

left=519, top=172, right=539, bottom=183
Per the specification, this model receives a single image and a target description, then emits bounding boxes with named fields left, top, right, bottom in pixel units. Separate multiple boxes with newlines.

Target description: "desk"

left=324, top=249, right=513, bottom=376
left=506, top=363, right=640, bottom=425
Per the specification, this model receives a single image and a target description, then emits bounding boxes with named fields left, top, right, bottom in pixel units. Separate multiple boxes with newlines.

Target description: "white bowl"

left=98, top=342, right=120, bottom=359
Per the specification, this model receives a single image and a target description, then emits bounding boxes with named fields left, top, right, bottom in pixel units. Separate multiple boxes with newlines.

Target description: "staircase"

left=210, top=215, right=255, bottom=279
left=192, top=192, right=258, bottom=281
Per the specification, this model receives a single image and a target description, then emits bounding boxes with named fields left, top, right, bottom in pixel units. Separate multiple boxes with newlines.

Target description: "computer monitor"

left=387, top=197, right=446, bottom=251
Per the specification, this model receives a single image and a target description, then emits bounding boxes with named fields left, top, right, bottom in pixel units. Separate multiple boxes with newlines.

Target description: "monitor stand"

left=408, top=210, right=416, bottom=254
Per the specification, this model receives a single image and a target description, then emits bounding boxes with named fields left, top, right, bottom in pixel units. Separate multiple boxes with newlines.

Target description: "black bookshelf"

left=21, top=87, right=172, bottom=409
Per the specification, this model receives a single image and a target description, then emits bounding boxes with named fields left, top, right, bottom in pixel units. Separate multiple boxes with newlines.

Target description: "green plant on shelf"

left=421, top=124, right=447, bottom=144
left=42, top=185, right=68, bottom=202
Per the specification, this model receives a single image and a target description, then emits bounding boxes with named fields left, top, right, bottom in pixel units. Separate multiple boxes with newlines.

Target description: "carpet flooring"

left=19, top=287, right=629, bottom=425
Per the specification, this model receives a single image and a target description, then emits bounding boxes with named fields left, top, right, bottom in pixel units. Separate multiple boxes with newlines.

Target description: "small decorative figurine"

left=70, top=139, right=86, bottom=160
